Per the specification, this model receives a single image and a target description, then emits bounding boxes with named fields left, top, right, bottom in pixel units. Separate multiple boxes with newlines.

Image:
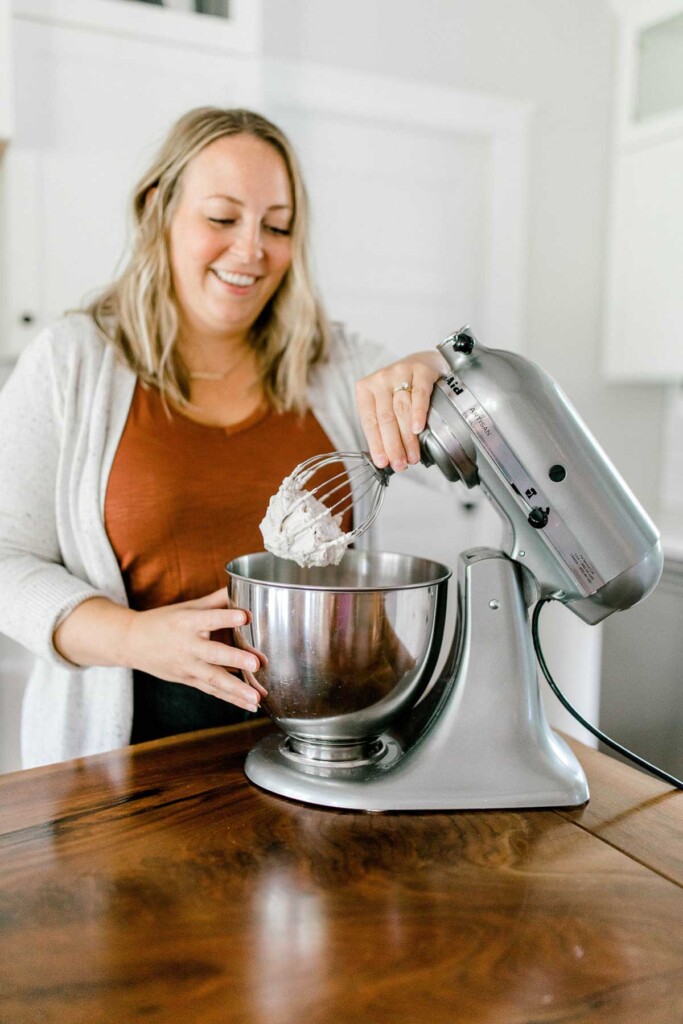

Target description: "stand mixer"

left=227, top=327, right=663, bottom=810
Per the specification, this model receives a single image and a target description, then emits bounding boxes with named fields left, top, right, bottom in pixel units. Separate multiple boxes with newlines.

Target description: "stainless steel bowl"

left=226, top=551, right=451, bottom=762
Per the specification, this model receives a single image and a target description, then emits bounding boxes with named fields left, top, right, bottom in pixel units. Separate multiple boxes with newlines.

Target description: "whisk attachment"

left=259, top=451, right=393, bottom=567
left=285, top=451, right=392, bottom=537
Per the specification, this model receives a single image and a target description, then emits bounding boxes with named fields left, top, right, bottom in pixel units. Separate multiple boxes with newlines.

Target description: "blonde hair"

left=85, top=107, right=330, bottom=413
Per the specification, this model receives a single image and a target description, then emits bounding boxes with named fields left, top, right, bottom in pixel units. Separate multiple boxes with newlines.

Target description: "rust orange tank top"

left=105, top=381, right=350, bottom=611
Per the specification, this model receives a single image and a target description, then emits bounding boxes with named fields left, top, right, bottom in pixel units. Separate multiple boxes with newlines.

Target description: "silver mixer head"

left=419, top=326, right=663, bottom=623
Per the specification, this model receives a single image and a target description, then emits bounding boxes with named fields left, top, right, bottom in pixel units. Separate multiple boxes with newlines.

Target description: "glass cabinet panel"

left=634, top=10, right=683, bottom=122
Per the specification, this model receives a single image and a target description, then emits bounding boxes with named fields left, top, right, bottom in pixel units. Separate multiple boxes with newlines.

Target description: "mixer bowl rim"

left=225, top=550, right=452, bottom=592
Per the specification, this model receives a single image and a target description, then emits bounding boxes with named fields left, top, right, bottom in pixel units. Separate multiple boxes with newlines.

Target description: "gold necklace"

left=188, top=369, right=232, bottom=381
left=187, top=347, right=250, bottom=382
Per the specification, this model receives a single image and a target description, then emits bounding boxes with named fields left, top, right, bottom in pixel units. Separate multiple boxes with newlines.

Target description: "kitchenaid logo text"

left=446, top=375, right=465, bottom=396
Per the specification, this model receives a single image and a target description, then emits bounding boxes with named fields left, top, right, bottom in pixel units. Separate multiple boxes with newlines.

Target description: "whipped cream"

left=260, top=473, right=351, bottom=567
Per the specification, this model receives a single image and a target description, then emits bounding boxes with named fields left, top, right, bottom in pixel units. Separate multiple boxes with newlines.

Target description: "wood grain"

left=0, top=724, right=682, bottom=1024
left=562, top=735, right=683, bottom=885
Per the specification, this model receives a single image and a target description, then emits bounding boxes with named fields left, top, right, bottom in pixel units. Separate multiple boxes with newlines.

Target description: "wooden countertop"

left=0, top=722, right=681, bottom=1024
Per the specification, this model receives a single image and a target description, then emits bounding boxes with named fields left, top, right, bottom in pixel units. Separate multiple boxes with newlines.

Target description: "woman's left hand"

left=355, top=350, right=448, bottom=471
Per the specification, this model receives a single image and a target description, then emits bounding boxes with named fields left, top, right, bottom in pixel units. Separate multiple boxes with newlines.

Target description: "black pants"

left=131, top=670, right=264, bottom=744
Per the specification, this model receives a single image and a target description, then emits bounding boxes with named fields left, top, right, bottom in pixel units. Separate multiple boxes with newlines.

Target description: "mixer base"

left=244, top=550, right=590, bottom=812
left=245, top=727, right=586, bottom=811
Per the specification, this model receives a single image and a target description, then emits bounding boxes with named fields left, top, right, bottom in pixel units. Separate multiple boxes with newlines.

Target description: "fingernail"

left=248, top=657, right=260, bottom=671
left=392, top=460, right=407, bottom=472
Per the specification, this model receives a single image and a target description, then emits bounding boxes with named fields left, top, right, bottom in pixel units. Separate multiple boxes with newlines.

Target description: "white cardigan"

left=0, top=314, right=385, bottom=767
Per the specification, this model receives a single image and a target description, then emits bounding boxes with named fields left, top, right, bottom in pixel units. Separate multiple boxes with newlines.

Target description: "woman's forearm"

left=52, top=590, right=267, bottom=712
left=53, top=597, right=137, bottom=668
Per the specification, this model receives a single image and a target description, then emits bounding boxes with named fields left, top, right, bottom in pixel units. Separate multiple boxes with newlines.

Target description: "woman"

left=0, top=107, right=446, bottom=768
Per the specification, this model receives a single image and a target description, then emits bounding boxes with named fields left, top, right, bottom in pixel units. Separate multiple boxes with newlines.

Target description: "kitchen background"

left=0, top=0, right=681, bottom=775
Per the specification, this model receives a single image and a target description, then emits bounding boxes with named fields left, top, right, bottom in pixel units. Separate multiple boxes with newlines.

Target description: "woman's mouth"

left=211, top=268, right=258, bottom=288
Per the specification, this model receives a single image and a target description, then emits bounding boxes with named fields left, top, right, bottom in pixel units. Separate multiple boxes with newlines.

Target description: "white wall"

left=262, top=0, right=666, bottom=516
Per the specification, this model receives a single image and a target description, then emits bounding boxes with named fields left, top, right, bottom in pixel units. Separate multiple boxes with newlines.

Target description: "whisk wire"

left=308, top=468, right=353, bottom=507
left=279, top=451, right=391, bottom=545
left=346, top=475, right=388, bottom=539
left=295, top=453, right=348, bottom=487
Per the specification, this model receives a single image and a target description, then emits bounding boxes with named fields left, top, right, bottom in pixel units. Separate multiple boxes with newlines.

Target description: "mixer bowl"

left=226, top=551, right=451, bottom=761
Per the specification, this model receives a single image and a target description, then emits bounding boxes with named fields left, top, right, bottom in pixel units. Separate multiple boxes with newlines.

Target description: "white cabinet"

left=603, top=1, right=683, bottom=381
left=605, top=138, right=683, bottom=379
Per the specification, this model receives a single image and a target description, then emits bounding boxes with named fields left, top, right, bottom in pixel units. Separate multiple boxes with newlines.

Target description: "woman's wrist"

left=409, top=349, right=449, bottom=375
left=53, top=597, right=138, bottom=669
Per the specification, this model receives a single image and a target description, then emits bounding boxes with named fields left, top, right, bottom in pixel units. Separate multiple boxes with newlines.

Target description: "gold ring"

left=392, top=380, right=413, bottom=394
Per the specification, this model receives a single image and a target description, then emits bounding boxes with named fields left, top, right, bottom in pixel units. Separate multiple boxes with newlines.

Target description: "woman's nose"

left=230, top=223, right=264, bottom=263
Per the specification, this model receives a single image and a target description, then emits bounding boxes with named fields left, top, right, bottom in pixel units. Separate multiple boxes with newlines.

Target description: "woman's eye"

left=207, top=217, right=290, bottom=235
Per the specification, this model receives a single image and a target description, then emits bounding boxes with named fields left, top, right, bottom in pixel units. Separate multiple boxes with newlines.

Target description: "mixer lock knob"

left=527, top=506, right=550, bottom=529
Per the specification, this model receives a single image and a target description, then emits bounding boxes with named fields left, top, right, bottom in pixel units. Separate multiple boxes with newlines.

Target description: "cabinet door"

left=603, top=138, right=683, bottom=380
left=280, top=109, right=491, bottom=354
left=603, top=3, right=683, bottom=381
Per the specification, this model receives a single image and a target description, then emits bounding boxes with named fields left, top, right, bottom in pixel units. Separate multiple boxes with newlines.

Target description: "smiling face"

left=168, top=133, right=294, bottom=347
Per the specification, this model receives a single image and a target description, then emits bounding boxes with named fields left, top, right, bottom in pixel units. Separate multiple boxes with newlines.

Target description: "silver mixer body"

left=423, top=328, right=662, bottom=622
left=239, top=328, right=663, bottom=811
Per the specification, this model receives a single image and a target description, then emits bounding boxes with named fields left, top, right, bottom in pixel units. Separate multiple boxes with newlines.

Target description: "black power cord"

left=531, top=598, right=683, bottom=790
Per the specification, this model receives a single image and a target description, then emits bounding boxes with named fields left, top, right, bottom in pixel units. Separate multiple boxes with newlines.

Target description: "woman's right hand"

left=54, top=588, right=267, bottom=713
left=126, top=588, right=267, bottom=713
